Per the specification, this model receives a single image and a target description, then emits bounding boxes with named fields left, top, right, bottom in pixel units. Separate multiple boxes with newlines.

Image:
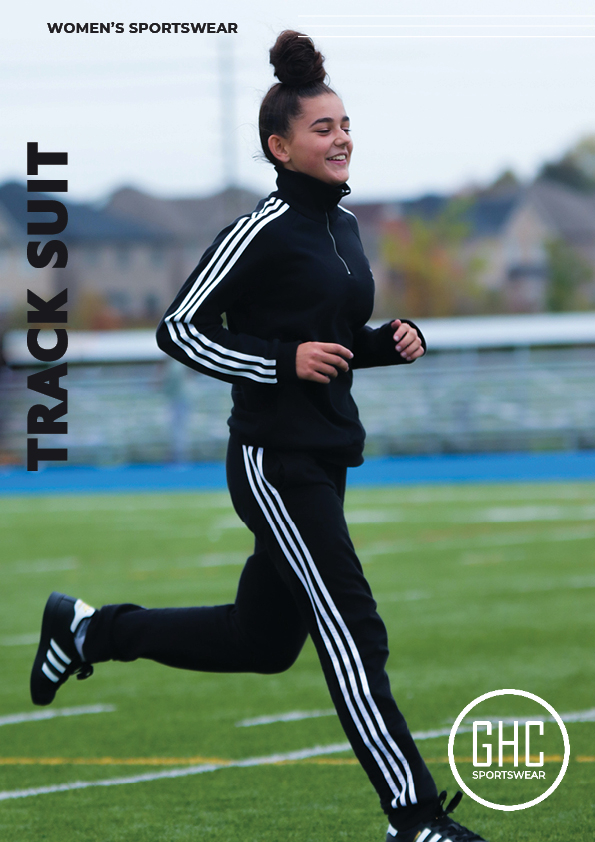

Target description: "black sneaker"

left=386, top=791, right=489, bottom=841
left=30, top=591, right=96, bottom=706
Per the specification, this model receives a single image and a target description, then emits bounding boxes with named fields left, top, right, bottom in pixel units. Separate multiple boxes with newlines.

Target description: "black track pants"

left=84, top=438, right=438, bottom=829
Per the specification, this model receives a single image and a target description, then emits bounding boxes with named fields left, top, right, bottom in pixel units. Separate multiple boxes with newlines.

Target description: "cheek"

left=301, top=143, right=326, bottom=167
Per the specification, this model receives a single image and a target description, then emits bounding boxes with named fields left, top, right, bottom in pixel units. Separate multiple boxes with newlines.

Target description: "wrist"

left=277, top=340, right=302, bottom=383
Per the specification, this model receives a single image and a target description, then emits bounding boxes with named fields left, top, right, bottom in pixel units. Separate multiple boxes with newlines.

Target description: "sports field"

left=1, top=481, right=594, bottom=841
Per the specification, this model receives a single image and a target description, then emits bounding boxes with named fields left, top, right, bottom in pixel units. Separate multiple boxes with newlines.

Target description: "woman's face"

left=269, top=92, right=353, bottom=186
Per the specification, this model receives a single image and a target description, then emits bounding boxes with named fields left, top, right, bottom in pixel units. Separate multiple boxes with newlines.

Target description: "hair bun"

left=269, top=30, right=327, bottom=87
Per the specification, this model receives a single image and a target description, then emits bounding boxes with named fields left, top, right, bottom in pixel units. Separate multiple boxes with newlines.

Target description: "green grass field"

left=1, top=481, right=594, bottom=841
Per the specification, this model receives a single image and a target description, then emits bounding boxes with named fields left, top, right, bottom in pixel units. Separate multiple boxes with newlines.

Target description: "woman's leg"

left=226, top=439, right=438, bottom=832
left=83, top=540, right=308, bottom=674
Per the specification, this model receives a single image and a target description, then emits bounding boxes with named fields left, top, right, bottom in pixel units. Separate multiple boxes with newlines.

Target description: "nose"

left=338, top=129, right=352, bottom=147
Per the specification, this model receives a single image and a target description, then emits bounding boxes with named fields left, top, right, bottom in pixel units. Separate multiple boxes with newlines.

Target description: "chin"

left=324, top=169, right=349, bottom=184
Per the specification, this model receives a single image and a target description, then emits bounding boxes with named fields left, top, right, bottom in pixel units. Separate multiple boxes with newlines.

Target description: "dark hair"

left=259, top=30, right=335, bottom=166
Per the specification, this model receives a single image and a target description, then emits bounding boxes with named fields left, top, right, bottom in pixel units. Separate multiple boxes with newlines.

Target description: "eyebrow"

left=308, top=115, right=350, bottom=128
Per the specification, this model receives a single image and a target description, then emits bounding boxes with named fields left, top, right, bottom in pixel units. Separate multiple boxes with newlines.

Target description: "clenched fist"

left=391, top=319, right=425, bottom=361
left=296, top=342, right=353, bottom=384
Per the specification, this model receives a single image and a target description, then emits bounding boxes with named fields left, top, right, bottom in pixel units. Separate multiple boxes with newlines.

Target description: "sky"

left=2, top=0, right=595, bottom=203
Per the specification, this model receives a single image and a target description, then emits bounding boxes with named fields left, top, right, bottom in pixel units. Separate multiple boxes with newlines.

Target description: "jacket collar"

left=273, top=166, right=351, bottom=223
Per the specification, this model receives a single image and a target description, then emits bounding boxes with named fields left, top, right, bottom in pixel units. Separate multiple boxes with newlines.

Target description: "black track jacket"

left=156, top=166, right=426, bottom=466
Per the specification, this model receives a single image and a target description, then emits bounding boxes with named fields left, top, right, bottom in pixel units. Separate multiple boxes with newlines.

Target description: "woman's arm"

left=156, top=203, right=300, bottom=386
left=351, top=319, right=427, bottom=370
left=338, top=210, right=426, bottom=370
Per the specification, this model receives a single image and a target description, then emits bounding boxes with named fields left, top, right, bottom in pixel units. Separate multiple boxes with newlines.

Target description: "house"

left=0, top=198, right=53, bottom=319
left=0, top=182, right=176, bottom=324
left=370, top=181, right=595, bottom=314
left=500, top=180, right=595, bottom=310
left=3, top=174, right=591, bottom=326
left=105, top=185, right=262, bottom=287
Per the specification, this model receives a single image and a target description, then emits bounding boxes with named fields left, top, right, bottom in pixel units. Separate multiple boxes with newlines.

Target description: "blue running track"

left=1, top=451, right=594, bottom=496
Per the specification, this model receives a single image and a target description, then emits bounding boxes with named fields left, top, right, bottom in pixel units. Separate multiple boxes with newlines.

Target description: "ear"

left=267, top=134, right=291, bottom=165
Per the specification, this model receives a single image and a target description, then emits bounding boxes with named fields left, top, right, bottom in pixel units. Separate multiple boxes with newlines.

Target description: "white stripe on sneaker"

left=428, top=833, right=443, bottom=842
left=416, top=831, right=432, bottom=842
left=41, top=663, right=59, bottom=683
left=50, top=638, right=71, bottom=665
left=387, top=825, right=397, bottom=837
left=46, top=650, right=66, bottom=674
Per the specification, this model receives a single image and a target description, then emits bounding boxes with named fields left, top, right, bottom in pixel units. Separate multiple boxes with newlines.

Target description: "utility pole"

left=218, top=37, right=239, bottom=220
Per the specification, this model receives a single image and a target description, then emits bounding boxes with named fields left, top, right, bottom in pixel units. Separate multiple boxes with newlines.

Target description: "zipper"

left=326, top=213, right=351, bottom=275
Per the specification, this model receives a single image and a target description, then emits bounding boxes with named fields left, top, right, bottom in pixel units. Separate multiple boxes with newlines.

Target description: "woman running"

left=31, top=30, right=488, bottom=842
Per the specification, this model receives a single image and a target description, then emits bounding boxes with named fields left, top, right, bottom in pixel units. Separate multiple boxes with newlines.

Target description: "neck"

left=274, top=166, right=351, bottom=221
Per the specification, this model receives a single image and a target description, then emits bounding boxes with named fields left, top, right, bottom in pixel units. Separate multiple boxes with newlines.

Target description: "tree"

left=486, top=168, right=521, bottom=193
left=380, top=197, right=487, bottom=318
left=544, top=237, right=593, bottom=312
left=539, top=135, right=595, bottom=193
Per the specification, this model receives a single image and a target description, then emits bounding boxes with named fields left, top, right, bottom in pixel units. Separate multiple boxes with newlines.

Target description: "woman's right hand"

left=296, top=342, right=353, bottom=384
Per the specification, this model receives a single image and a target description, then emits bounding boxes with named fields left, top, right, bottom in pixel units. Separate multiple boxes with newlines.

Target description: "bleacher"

left=2, top=312, right=595, bottom=465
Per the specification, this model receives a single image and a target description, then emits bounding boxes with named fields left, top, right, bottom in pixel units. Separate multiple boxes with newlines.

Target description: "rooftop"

left=0, top=182, right=173, bottom=244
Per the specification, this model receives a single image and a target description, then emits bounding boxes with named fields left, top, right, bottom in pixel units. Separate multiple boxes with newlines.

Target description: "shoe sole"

left=30, top=591, right=72, bottom=706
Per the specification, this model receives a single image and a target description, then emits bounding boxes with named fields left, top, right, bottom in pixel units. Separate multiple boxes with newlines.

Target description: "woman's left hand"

left=391, top=319, right=425, bottom=361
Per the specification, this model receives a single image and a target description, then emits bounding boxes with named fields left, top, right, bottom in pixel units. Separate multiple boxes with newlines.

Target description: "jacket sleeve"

left=351, top=319, right=427, bottom=370
left=156, top=211, right=300, bottom=386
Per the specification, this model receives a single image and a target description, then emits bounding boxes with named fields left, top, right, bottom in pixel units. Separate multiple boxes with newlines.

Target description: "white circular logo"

left=448, top=689, right=570, bottom=811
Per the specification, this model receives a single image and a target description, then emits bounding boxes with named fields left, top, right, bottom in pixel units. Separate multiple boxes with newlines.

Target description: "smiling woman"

left=29, top=29, right=487, bottom=842
left=258, top=31, right=352, bottom=185
left=267, top=93, right=352, bottom=186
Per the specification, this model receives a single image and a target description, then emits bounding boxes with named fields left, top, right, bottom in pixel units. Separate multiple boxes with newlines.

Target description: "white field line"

left=361, top=525, right=595, bottom=558
left=211, top=516, right=246, bottom=530
left=413, top=726, right=474, bottom=740
left=1, top=634, right=40, bottom=647
left=410, top=708, right=595, bottom=741
left=236, top=709, right=336, bottom=727
left=0, top=705, right=115, bottom=727
left=346, top=506, right=595, bottom=524
left=0, top=496, right=231, bottom=515
left=1, top=709, right=591, bottom=801
left=346, top=510, right=405, bottom=523
left=6, top=558, right=78, bottom=574
left=0, top=742, right=351, bottom=801
left=463, top=708, right=595, bottom=726
left=377, top=590, right=432, bottom=603
left=457, top=505, right=595, bottom=522
left=559, top=708, right=595, bottom=723
left=239, top=705, right=595, bottom=732
left=131, top=552, right=246, bottom=574
left=236, top=708, right=595, bottom=728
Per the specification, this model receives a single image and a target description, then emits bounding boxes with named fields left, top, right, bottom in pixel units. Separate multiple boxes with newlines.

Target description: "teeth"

left=328, top=155, right=346, bottom=161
